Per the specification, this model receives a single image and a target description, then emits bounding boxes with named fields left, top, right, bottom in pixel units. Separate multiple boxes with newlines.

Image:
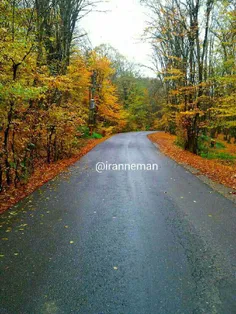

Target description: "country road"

left=1, top=131, right=236, bottom=314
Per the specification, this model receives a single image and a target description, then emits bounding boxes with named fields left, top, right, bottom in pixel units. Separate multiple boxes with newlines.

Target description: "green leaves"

left=0, top=83, right=46, bottom=102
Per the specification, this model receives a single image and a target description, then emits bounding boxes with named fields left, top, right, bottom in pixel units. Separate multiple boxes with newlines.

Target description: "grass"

left=148, top=132, right=236, bottom=190
left=91, top=132, right=103, bottom=139
left=77, top=126, right=103, bottom=139
left=200, top=151, right=236, bottom=160
left=174, top=135, right=233, bottom=161
left=215, top=141, right=226, bottom=149
left=198, top=134, right=234, bottom=162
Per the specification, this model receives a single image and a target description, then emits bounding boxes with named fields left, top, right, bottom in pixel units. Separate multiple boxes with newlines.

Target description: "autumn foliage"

left=148, top=132, right=236, bottom=190
left=0, top=1, right=127, bottom=196
left=142, top=0, right=236, bottom=153
left=0, top=137, right=108, bottom=213
left=1, top=0, right=235, bottom=211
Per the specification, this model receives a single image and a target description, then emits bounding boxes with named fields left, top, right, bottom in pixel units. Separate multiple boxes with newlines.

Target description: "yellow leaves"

left=163, top=68, right=184, bottom=81
left=47, top=76, right=72, bottom=91
left=87, top=51, right=114, bottom=78
left=85, top=50, right=126, bottom=129
left=180, top=111, right=197, bottom=117
left=166, top=55, right=183, bottom=62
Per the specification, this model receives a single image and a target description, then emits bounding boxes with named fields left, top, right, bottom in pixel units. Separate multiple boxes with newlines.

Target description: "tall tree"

left=141, top=0, right=216, bottom=153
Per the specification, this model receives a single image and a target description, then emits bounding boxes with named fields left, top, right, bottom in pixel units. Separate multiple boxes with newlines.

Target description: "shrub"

left=91, top=132, right=103, bottom=139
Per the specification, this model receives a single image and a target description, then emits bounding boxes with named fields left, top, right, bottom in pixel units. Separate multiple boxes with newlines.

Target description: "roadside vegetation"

left=141, top=0, right=235, bottom=189
left=0, top=0, right=235, bottom=211
left=148, top=132, right=236, bottom=190
left=0, top=0, right=157, bottom=202
left=141, top=0, right=236, bottom=155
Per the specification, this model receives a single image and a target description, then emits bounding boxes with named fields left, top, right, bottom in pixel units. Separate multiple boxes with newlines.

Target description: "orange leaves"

left=87, top=50, right=114, bottom=78
left=0, top=137, right=109, bottom=213
left=86, top=50, right=126, bottom=131
left=148, top=132, right=236, bottom=190
left=0, top=44, right=126, bottom=200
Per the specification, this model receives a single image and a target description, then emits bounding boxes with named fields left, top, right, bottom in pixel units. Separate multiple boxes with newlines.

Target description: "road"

left=1, top=131, right=236, bottom=314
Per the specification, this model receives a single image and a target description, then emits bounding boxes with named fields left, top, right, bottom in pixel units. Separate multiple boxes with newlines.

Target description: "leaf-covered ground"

left=148, top=132, right=236, bottom=190
left=0, top=137, right=108, bottom=214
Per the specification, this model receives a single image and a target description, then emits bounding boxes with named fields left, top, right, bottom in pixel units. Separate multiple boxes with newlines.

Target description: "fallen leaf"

left=148, top=133, right=236, bottom=191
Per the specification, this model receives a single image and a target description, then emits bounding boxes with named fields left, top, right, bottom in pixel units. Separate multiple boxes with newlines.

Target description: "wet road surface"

left=1, top=132, right=236, bottom=313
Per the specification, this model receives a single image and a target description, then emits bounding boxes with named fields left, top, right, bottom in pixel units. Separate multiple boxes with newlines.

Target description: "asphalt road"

left=1, top=131, right=236, bottom=314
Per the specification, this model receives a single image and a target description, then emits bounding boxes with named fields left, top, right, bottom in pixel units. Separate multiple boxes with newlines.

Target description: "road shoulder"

left=0, top=136, right=110, bottom=214
left=148, top=132, right=236, bottom=204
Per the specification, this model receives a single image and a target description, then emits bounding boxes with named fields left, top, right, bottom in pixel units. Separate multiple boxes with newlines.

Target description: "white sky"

left=80, top=0, right=155, bottom=77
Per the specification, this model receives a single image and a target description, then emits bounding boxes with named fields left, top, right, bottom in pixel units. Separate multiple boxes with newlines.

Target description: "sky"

left=80, top=0, right=155, bottom=77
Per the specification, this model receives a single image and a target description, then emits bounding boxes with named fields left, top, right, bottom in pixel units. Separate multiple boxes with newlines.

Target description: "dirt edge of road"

left=0, top=136, right=110, bottom=214
left=148, top=132, right=236, bottom=204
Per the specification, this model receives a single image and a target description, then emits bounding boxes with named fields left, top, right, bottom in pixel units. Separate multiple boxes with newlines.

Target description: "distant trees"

left=95, top=44, right=156, bottom=131
left=4, top=0, right=233, bottom=194
left=86, top=50, right=126, bottom=134
left=141, top=0, right=236, bottom=152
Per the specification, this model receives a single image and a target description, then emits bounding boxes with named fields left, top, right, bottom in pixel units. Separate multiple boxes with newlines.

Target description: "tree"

left=87, top=51, right=126, bottom=133
left=141, top=0, right=220, bottom=153
left=0, top=0, right=102, bottom=192
left=95, top=44, right=154, bottom=130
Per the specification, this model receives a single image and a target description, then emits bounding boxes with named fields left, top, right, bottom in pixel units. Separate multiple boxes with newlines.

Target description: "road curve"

left=1, top=131, right=236, bottom=314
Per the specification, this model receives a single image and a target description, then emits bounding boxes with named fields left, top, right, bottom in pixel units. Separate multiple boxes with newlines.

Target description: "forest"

left=0, top=0, right=235, bottom=195
left=1, top=1, right=236, bottom=312
left=142, top=0, right=236, bottom=153
left=0, top=0, right=158, bottom=194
